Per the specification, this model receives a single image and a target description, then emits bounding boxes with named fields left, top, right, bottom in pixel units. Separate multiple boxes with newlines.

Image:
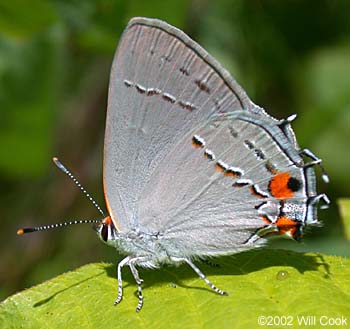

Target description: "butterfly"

left=18, top=17, right=329, bottom=312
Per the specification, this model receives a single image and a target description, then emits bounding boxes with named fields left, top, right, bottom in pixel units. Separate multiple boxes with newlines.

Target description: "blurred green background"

left=1, top=0, right=349, bottom=302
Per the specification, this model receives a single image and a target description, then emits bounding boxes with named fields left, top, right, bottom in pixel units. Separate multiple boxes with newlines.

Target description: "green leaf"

left=1, top=249, right=350, bottom=328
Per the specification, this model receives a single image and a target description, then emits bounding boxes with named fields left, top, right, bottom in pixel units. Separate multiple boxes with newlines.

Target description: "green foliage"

left=338, top=199, right=350, bottom=240
left=1, top=250, right=350, bottom=328
left=0, top=1, right=57, bottom=38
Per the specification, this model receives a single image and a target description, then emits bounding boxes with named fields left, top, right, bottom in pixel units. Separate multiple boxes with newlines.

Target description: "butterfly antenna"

left=52, top=157, right=106, bottom=217
left=17, top=219, right=101, bottom=235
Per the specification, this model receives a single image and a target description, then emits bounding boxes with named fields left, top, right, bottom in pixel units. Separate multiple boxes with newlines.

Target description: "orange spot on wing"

left=275, top=216, right=298, bottom=236
left=224, top=171, right=238, bottom=178
left=215, top=163, right=226, bottom=172
left=269, top=172, right=294, bottom=199
left=192, top=141, right=202, bottom=148
left=261, top=215, right=271, bottom=224
left=192, top=136, right=204, bottom=148
left=250, top=186, right=257, bottom=196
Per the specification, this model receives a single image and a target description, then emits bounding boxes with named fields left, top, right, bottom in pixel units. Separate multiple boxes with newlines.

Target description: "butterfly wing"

left=104, top=17, right=257, bottom=231
left=137, top=111, right=313, bottom=257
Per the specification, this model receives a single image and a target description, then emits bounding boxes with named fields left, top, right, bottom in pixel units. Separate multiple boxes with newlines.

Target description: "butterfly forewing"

left=104, top=18, right=256, bottom=231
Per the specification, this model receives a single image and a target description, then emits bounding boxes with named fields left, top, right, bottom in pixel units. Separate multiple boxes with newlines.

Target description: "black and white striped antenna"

left=52, top=157, right=105, bottom=217
left=17, top=219, right=101, bottom=235
left=17, top=157, right=105, bottom=235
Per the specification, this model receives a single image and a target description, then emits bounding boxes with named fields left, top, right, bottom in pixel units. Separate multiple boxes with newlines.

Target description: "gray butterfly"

left=18, top=17, right=329, bottom=312
left=100, top=17, right=329, bottom=311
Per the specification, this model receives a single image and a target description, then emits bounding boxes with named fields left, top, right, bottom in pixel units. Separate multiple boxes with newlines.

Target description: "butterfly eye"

left=100, top=224, right=109, bottom=242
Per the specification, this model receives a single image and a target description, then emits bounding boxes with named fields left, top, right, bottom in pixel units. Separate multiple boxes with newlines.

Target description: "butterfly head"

left=94, top=215, right=118, bottom=244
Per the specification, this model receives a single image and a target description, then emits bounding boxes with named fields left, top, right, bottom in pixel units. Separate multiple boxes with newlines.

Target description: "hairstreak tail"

left=18, top=17, right=329, bottom=312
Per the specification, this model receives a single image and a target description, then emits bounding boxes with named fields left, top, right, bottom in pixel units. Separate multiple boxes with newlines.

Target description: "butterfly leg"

left=171, top=257, right=228, bottom=296
left=114, top=256, right=131, bottom=305
left=128, top=261, right=144, bottom=312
